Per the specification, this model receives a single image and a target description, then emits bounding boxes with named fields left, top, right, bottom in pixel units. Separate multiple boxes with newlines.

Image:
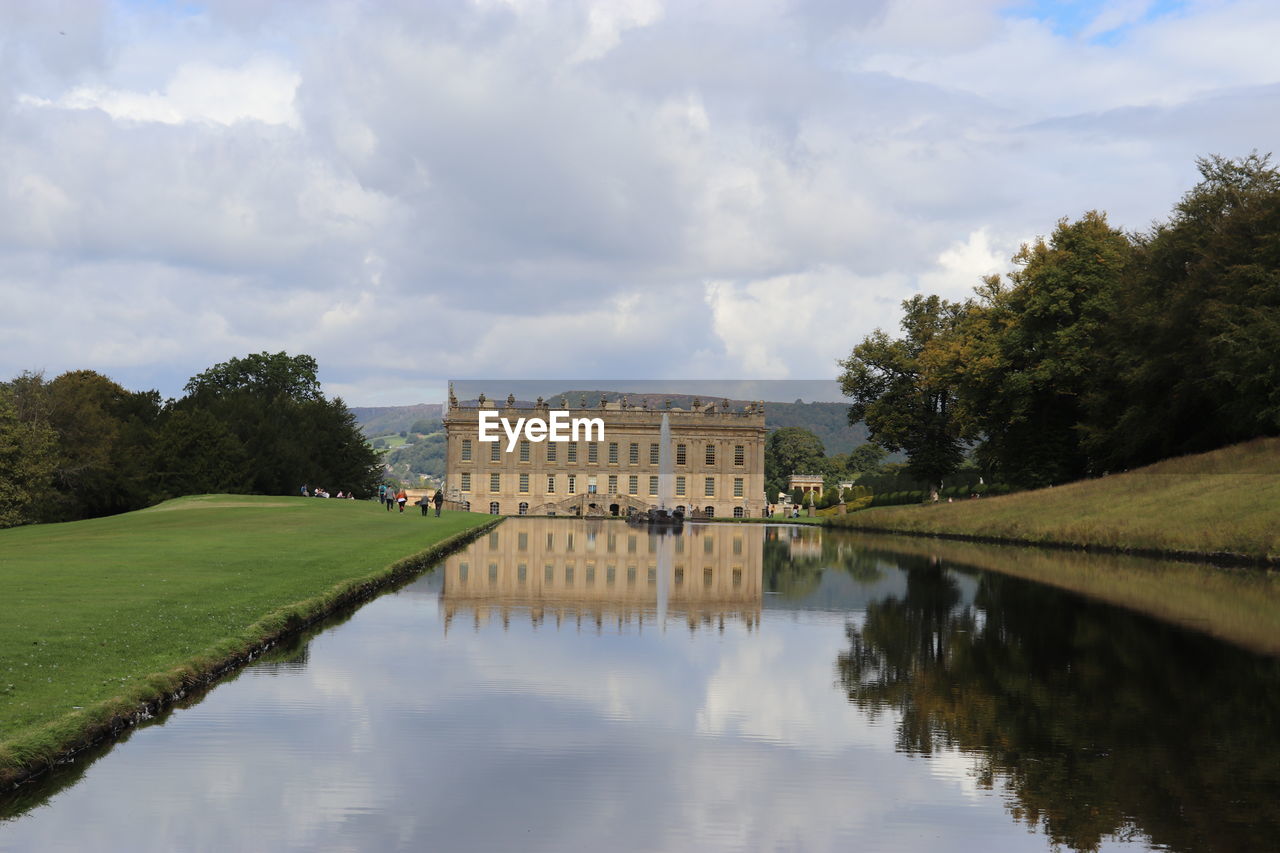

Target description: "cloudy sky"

left=2, top=0, right=1277, bottom=404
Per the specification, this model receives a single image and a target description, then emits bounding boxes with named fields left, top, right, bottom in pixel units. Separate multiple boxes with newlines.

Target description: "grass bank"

left=0, top=495, right=496, bottom=786
left=832, top=438, right=1280, bottom=564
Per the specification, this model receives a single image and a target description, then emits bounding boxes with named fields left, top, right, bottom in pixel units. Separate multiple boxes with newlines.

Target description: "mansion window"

left=676, top=475, right=686, bottom=496
left=648, top=476, right=658, bottom=496
left=547, top=442, right=557, bottom=462
left=489, top=502, right=500, bottom=515
left=567, top=442, right=578, bottom=463
left=628, top=475, right=638, bottom=495
left=705, top=443, right=716, bottom=465
left=519, top=473, right=529, bottom=494
left=490, top=442, right=500, bottom=462
left=588, top=442, right=598, bottom=463
left=733, top=477, right=744, bottom=497
left=490, top=473, right=501, bottom=492
left=676, top=443, right=687, bottom=465
left=460, top=473, right=471, bottom=492
left=568, top=474, right=577, bottom=494
left=704, top=477, right=715, bottom=497
left=547, top=475, right=556, bottom=493
left=518, top=502, right=529, bottom=515
left=734, top=445, right=744, bottom=466
left=649, top=443, right=659, bottom=465
left=519, top=440, right=530, bottom=462
left=608, top=442, right=619, bottom=464
left=608, top=474, right=618, bottom=493
left=461, top=439, right=472, bottom=461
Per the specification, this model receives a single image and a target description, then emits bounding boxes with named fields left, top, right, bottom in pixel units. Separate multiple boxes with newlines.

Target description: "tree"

left=838, top=295, right=965, bottom=494
left=944, top=212, right=1132, bottom=487
left=152, top=408, right=248, bottom=496
left=169, top=353, right=381, bottom=497
left=184, top=351, right=322, bottom=402
left=764, top=427, right=826, bottom=498
left=0, top=388, right=57, bottom=528
left=1084, top=152, right=1280, bottom=468
left=40, top=370, right=162, bottom=520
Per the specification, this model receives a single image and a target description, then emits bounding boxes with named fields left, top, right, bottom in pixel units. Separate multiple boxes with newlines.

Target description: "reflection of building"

left=787, top=474, right=824, bottom=498
left=440, top=518, right=763, bottom=632
left=443, top=390, right=766, bottom=518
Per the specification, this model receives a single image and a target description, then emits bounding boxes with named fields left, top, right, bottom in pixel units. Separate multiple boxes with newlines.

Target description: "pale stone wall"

left=443, top=396, right=767, bottom=517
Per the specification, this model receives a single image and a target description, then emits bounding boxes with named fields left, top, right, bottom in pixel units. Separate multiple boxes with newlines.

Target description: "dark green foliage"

left=764, top=427, right=827, bottom=497
left=845, top=153, right=1280, bottom=488
left=952, top=212, right=1132, bottom=487
left=185, top=352, right=322, bottom=402
left=2, top=370, right=164, bottom=522
left=0, top=388, right=58, bottom=528
left=1084, top=153, right=1280, bottom=468
left=0, top=352, right=381, bottom=526
left=152, top=408, right=247, bottom=496
left=839, top=295, right=967, bottom=492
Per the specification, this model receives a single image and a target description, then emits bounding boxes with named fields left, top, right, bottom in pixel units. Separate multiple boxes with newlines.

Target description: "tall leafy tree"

left=1085, top=153, right=1280, bottom=467
left=0, top=388, right=57, bottom=528
left=764, top=427, right=827, bottom=498
left=838, top=295, right=966, bottom=494
left=25, top=370, right=162, bottom=521
left=944, top=212, right=1131, bottom=487
left=171, top=352, right=381, bottom=496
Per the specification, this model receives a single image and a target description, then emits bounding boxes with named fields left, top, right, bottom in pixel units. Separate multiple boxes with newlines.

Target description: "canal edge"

left=0, top=516, right=504, bottom=791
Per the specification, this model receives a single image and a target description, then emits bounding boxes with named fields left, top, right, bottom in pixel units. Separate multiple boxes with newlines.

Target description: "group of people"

left=300, top=485, right=356, bottom=499
left=376, top=484, right=445, bottom=516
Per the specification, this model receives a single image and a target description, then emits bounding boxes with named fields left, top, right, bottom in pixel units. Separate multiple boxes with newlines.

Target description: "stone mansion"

left=443, top=390, right=767, bottom=518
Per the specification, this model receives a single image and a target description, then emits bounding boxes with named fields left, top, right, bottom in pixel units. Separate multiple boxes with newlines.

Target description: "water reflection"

left=839, top=548, right=1280, bottom=853
left=440, top=519, right=763, bottom=631
left=3, top=522, right=1280, bottom=853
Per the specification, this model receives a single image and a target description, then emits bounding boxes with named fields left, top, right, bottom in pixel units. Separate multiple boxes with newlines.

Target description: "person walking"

left=432, top=489, right=444, bottom=517
left=385, top=487, right=394, bottom=511
left=419, top=495, right=430, bottom=516
left=396, top=489, right=408, bottom=513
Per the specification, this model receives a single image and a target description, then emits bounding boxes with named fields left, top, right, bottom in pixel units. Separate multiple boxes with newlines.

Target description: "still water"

left=3, top=519, right=1279, bottom=852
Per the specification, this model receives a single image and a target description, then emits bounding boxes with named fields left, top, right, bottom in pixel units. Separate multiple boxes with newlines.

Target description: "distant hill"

left=351, top=404, right=442, bottom=436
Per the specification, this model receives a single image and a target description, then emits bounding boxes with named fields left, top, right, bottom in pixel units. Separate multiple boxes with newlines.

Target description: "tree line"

left=0, top=352, right=382, bottom=528
left=839, top=153, right=1280, bottom=492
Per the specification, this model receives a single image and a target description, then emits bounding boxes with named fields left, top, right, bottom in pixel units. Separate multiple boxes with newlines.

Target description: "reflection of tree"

left=762, top=530, right=885, bottom=599
left=838, top=565, right=1280, bottom=853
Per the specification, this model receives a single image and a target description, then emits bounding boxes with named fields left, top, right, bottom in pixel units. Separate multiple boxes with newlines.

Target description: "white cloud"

left=0, top=0, right=1277, bottom=400
left=19, top=58, right=300, bottom=127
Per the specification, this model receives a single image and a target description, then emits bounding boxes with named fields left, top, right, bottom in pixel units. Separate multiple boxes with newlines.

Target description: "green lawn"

left=835, top=438, right=1280, bottom=561
left=0, top=495, right=494, bottom=781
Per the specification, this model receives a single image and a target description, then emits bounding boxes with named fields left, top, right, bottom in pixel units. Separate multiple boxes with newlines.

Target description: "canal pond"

left=3, top=519, right=1279, bottom=852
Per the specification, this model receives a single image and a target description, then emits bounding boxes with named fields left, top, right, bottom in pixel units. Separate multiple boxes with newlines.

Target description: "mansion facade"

left=443, top=390, right=767, bottom=518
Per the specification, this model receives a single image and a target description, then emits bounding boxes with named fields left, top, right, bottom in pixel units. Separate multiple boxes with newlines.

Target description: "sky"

left=1, top=0, right=1277, bottom=405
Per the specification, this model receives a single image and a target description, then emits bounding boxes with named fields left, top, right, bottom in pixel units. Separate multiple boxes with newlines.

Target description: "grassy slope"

left=0, top=496, right=493, bottom=779
left=834, top=438, right=1280, bottom=560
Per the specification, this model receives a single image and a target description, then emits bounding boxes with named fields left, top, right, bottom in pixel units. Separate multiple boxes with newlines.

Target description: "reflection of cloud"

left=0, top=566, right=1104, bottom=851
left=698, top=623, right=897, bottom=752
